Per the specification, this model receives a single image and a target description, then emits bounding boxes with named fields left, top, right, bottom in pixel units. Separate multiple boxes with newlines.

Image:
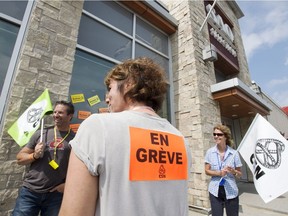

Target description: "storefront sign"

left=206, top=4, right=234, bottom=42
left=206, top=3, right=237, bottom=57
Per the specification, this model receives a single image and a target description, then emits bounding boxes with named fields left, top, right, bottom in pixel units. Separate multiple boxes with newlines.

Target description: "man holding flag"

left=12, top=100, right=75, bottom=216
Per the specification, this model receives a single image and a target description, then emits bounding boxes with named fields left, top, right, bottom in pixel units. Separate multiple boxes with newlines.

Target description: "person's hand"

left=219, top=169, right=227, bottom=176
left=34, top=142, right=45, bottom=159
left=225, top=166, right=236, bottom=175
left=50, top=183, right=65, bottom=193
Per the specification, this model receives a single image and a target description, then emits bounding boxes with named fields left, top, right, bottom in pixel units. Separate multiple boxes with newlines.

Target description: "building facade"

left=0, top=0, right=287, bottom=215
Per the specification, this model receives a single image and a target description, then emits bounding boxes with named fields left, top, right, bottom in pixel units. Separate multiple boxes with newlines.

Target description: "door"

left=221, top=117, right=248, bottom=181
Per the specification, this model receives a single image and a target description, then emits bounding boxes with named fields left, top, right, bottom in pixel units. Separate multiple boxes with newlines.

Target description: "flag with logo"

left=238, top=113, right=288, bottom=203
left=8, top=89, right=53, bottom=146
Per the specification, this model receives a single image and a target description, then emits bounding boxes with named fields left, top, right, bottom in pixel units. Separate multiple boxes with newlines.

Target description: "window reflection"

left=74, top=1, right=171, bottom=122
left=69, top=50, right=115, bottom=125
left=78, top=15, right=132, bottom=61
left=83, top=1, right=133, bottom=35
left=136, top=17, right=168, bottom=55
left=0, top=0, right=28, bottom=21
left=135, top=43, right=169, bottom=78
left=0, top=19, right=19, bottom=95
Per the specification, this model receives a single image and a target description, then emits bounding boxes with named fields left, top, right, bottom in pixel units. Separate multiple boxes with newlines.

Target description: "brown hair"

left=104, top=57, right=168, bottom=112
left=213, top=124, right=234, bottom=148
left=55, top=100, right=75, bottom=115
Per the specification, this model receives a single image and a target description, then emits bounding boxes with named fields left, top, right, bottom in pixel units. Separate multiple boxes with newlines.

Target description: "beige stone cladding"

left=164, top=0, right=253, bottom=213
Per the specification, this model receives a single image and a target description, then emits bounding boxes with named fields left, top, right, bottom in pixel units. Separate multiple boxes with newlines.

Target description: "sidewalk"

left=237, top=181, right=288, bottom=216
left=189, top=181, right=288, bottom=216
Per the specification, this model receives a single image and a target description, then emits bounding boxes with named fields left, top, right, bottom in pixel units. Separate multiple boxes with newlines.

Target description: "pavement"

left=189, top=181, right=288, bottom=216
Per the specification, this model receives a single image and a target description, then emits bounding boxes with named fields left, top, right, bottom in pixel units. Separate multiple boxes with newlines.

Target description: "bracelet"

left=32, top=153, right=38, bottom=160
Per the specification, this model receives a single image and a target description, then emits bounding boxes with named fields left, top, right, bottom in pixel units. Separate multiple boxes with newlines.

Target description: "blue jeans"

left=12, top=187, right=63, bottom=216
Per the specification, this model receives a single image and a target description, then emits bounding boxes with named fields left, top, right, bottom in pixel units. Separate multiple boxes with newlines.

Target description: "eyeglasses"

left=213, top=133, right=224, bottom=137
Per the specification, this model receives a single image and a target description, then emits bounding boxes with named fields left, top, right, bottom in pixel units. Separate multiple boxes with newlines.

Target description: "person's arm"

left=16, top=146, right=36, bottom=165
left=225, top=166, right=242, bottom=178
left=59, top=151, right=99, bottom=216
left=205, top=163, right=227, bottom=177
left=16, top=142, right=44, bottom=165
left=234, top=167, right=242, bottom=178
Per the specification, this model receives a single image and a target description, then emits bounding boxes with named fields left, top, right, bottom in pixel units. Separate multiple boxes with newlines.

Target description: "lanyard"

left=217, top=147, right=227, bottom=186
left=53, top=127, right=70, bottom=161
left=217, top=147, right=227, bottom=171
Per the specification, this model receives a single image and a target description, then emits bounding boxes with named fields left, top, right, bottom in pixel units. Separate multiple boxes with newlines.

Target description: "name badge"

left=49, top=160, right=59, bottom=170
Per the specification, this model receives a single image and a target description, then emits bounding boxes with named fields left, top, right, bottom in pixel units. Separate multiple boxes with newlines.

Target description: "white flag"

left=238, top=113, right=288, bottom=203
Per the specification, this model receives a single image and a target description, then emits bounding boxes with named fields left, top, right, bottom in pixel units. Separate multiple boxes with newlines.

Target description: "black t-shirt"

left=23, top=126, right=75, bottom=193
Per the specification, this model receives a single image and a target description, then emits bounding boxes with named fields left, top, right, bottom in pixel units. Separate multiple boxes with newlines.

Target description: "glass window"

left=83, top=1, right=133, bottom=35
left=135, top=43, right=169, bottom=78
left=135, top=43, right=170, bottom=120
left=69, top=50, right=115, bottom=125
left=0, top=0, right=28, bottom=21
left=74, top=1, right=172, bottom=121
left=0, top=19, right=19, bottom=95
left=78, top=15, right=132, bottom=61
left=136, top=17, right=169, bottom=55
left=160, top=89, right=171, bottom=121
left=0, top=0, right=29, bottom=122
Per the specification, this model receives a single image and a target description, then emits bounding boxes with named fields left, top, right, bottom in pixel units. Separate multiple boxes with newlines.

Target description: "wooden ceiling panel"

left=120, top=1, right=177, bottom=34
left=212, top=88, right=270, bottom=119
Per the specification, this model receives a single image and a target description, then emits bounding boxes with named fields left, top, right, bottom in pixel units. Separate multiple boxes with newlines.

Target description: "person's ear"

left=124, top=80, right=133, bottom=92
left=69, top=114, right=73, bottom=121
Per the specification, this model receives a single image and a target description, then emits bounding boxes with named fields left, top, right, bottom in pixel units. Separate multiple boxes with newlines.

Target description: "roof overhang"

left=227, top=1, right=244, bottom=19
left=211, top=78, right=271, bottom=119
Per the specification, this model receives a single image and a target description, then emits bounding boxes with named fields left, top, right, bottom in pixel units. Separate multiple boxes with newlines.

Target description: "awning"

left=211, top=78, right=271, bottom=119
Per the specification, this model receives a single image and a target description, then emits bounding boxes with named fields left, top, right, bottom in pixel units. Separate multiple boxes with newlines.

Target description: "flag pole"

left=218, top=150, right=240, bottom=182
left=199, top=0, right=217, bottom=32
left=218, top=130, right=249, bottom=182
left=40, top=118, right=44, bottom=142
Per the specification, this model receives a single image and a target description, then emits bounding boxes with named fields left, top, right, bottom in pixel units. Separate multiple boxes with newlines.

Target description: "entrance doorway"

left=221, top=117, right=248, bottom=181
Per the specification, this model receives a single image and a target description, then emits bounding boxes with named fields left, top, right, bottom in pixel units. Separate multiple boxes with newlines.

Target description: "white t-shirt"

left=70, top=111, right=192, bottom=216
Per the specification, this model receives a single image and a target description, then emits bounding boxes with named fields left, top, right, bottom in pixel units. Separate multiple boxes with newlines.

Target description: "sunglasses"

left=213, top=133, right=224, bottom=137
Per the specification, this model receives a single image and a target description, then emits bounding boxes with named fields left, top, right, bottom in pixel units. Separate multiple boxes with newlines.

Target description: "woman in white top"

left=59, top=57, right=192, bottom=216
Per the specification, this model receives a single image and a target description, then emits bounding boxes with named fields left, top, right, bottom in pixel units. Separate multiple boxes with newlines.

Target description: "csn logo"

left=159, top=165, right=166, bottom=178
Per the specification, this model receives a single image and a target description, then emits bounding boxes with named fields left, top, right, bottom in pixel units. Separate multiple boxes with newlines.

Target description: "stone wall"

left=166, top=0, right=222, bottom=211
left=164, top=0, right=252, bottom=212
left=0, top=1, right=83, bottom=215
